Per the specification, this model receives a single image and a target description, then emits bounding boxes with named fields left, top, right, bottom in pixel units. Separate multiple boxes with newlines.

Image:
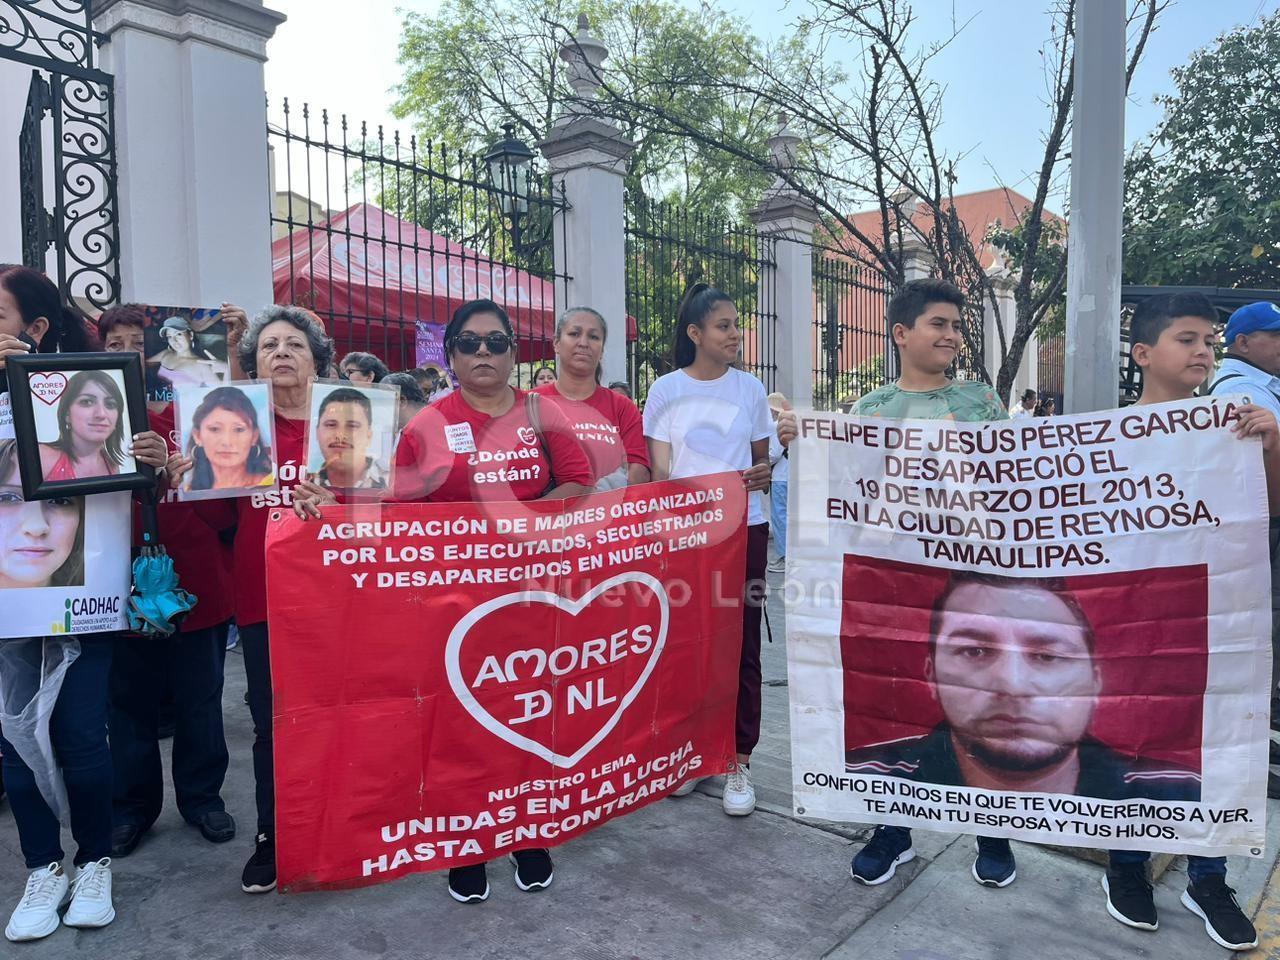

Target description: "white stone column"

left=749, top=115, right=820, bottom=407
left=537, top=16, right=636, bottom=387
left=1065, top=0, right=1125, bottom=413
left=94, top=0, right=284, bottom=310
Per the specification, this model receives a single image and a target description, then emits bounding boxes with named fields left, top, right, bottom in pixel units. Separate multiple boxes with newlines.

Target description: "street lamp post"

left=483, top=123, right=535, bottom=254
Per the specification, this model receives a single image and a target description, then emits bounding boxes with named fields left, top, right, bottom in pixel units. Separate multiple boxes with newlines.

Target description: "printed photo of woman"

left=0, top=439, right=84, bottom=589
left=152, top=316, right=227, bottom=389
left=179, top=385, right=276, bottom=498
left=37, top=370, right=134, bottom=482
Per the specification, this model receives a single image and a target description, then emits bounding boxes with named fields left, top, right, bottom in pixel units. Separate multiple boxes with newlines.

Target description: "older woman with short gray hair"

left=177, top=302, right=334, bottom=896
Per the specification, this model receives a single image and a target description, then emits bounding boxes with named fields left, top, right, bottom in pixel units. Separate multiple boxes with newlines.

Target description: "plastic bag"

left=0, top=637, right=80, bottom=821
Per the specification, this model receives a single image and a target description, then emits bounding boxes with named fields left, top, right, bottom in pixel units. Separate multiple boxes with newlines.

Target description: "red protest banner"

left=265, top=474, right=746, bottom=891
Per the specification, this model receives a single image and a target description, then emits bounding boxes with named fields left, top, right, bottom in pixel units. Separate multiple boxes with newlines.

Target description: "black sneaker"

left=850, top=826, right=915, bottom=886
left=241, top=832, right=276, bottom=894
left=1102, top=866, right=1157, bottom=931
left=972, top=837, right=1016, bottom=888
left=448, top=864, right=490, bottom=903
left=1181, top=875, right=1258, bottom=951
left=510, top=849, right=554, bottom=891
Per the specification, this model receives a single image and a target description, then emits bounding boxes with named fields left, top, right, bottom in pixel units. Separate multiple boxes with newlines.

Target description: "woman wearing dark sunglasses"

left=294, top=298, right=592, bottom=904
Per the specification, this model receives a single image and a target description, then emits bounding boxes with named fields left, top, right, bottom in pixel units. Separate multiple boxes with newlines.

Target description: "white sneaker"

left=722, top=763, right=756, bottom=816
left=6, top=863, right=69, bottom=942
left=766, top=557, right=786, bottom=574
left=63, top=858, right=114, bottom=929
left=671, top=776, right=705, bottom=797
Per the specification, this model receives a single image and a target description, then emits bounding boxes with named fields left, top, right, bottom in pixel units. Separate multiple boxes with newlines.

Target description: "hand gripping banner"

left=787, top=398, right=1271, bottom=858
left=266, top=475, right=745, bottom=890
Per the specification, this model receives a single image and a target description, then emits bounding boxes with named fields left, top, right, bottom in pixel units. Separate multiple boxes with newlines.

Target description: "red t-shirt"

left=196, top=413, right=307, bottom=626
left=533, top=383, right=649, bottom=487
left=393, top=388, right=592, bottom=503
left=134, top=406, right=234, bottom=633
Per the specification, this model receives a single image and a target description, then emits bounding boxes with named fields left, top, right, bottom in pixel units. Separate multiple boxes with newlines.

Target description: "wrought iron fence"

left=624, top=194, right=778, bottom=401
left=811, top=252, right=892, bottom=409
left=268, top=99, right=570, bottom=382
left=7, top=1, right=120, bottom=315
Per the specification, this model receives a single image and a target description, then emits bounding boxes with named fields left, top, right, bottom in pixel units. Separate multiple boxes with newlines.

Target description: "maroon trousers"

left=737, top=522, right=769, bottom=756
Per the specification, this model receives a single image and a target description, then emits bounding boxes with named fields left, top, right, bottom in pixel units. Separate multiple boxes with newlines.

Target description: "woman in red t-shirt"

left=532, top=307, right=650, bottom=490
left=97, top=304, right=237, bottom=861
left=296, top=299, right=591, bottom=904
left=173, top=304, right=333, bottom=897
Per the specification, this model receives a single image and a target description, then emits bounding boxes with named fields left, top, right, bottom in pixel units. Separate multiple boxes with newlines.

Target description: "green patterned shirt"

left=853, top=379, right=1008, bottom=423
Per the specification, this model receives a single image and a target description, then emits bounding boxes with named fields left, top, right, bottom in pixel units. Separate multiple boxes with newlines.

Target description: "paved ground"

left=3, top=542, right=1279, bottom=959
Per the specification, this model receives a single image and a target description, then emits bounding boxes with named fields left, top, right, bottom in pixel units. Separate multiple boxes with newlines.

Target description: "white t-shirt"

left=643, top=367, right=773, bottom=526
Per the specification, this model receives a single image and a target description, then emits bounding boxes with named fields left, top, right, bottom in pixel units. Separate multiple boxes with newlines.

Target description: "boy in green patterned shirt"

left=777, top=278, right=1015, bottom=890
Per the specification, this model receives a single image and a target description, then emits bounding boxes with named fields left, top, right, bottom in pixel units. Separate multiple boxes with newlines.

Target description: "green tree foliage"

left=1125, top=13, right=1280, bottom=288
left=393, top=0, right=773, bottom=216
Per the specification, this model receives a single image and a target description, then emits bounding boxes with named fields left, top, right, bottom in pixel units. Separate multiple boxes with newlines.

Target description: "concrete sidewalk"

left=2, top=554, right=1278, bottom=959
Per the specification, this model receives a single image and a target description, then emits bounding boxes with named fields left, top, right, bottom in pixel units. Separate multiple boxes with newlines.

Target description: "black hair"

left=238, top=305, right=334, bottom=379
left=0, top=264, right=93, bottom=353
left=1129, top=293, right=1217, bottom=348
left=0, top=439, right=84, bottom=586
left=319, top=387, right=373, bottom=423
left=532, top=363, right=557, bottom=382
left=672, top=283, right=734, bottom=369
left=53, top=370, right=127, bottom=468
left=927, top=570, right=1094, bottom=660
left=443, top=299, right=515, bottom=356
left=1020, top=388, right=1037, bottom=403
left=887, top=278, right=966, bottom=332
left=381, top=372, right=426, bottom=405
left=96, top=303, right=148, bottom=342
left=339, top=351, right=389, bottom=382
left=186, top=386, right=273, bottom=490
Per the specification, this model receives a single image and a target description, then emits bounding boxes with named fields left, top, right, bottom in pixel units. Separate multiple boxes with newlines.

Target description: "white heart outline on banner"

left=444, top=571, right=669, bottom=768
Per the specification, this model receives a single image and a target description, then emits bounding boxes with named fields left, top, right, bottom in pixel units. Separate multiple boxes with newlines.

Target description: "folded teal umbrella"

left=128, top=491, right=197, bottom=637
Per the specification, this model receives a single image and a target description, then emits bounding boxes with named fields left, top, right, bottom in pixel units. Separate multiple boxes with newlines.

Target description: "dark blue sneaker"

left=972, top=837, right=1016, bottom=887
left=850, top=826, right=914, bottom=886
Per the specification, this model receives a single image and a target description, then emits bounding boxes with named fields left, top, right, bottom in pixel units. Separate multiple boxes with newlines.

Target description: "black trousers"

left=239, top=622, right=275, bottom=834
left=109, top=623, right=230, bottom=829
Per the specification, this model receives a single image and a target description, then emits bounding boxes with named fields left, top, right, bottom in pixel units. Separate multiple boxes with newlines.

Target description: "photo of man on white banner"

left=787, top=398, right=1272, bottom=858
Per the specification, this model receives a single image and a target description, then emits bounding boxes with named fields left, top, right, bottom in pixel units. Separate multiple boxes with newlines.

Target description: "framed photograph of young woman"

left=173, top=380, right=279, bottom=501
left=304, top=379, right=399, bottom=495
left=5, top=352, right=155, bottom=501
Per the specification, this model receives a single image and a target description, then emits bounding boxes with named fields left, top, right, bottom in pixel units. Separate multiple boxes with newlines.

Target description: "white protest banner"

left=787, top=397, right=1271, bottom=857
left=0, top=392, right=130, bottom=637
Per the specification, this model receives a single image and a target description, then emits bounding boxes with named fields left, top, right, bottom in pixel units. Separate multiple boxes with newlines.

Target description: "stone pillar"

left=537, top=16, right=636, bottom=387
left=749, top=114, right=820, bottom=407
left=1065, top=0, right=1125, bottom=413
left=94, top=0, right=285, bottom=310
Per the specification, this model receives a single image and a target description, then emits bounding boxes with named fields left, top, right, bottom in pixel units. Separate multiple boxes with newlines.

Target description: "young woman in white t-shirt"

left=642, top=282, right=773, bottom=818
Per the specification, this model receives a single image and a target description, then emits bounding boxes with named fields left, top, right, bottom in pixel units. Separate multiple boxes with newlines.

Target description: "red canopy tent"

left=272, top=203, right=635, bottom=371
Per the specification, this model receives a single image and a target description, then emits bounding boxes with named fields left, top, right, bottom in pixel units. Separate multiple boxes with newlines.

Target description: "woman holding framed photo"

left=0, top=265, right=168, bottom=944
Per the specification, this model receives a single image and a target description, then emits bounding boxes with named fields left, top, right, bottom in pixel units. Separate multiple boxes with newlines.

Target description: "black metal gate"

left=6, top=1, right=121, bottom=314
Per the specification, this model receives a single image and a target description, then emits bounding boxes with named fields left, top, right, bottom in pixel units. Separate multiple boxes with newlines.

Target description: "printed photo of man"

left=845, top=571, right=1202, bottom=801
left=312, top=387, right=387, bottom=490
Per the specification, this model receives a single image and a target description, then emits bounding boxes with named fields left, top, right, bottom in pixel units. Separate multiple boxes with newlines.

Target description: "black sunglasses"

left=451, top=332, right=513, bottom=355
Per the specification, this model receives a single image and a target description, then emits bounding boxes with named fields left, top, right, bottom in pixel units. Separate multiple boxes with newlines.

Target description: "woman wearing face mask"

left=532, top=307, right=650, bottom=491
left=0, top=265, right=168, bottom=944
left=294, top=298, right=592, bottom=904
left=171, top=304, right=333, bottom=897
left=37, top=371, right=129, bottom=482
left=642, top=283, right=772, bottom=819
